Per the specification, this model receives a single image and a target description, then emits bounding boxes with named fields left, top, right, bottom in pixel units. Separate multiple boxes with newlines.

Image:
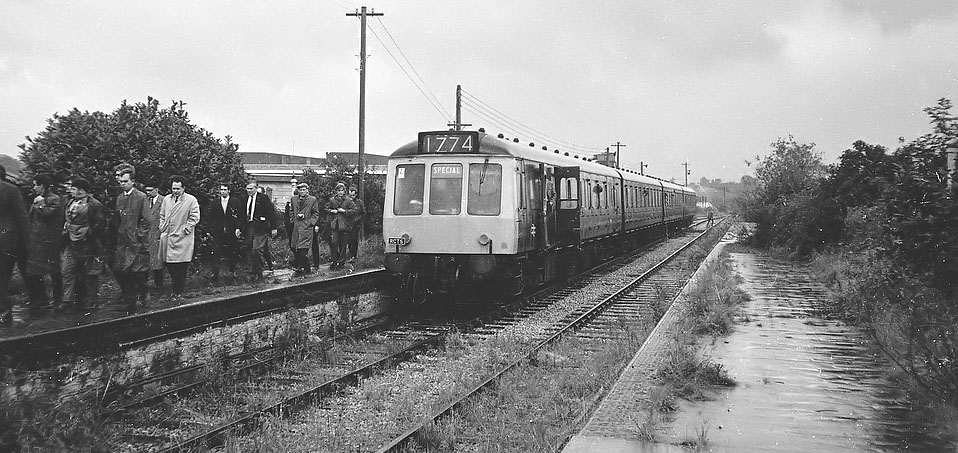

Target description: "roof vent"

left=497, top=133, right=504, bottom=139
left=478, top=127, right=485, bottom=133
left=513, top=138, right=519, bottom=143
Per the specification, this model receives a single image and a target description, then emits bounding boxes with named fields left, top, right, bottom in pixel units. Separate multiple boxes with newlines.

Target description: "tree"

left=737, top=136, right=826, bottom=251
left=18, top=97, right=249, bottom=260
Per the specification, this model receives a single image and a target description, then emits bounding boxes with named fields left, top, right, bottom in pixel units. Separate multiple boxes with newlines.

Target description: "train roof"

left=391, top=130, right=695, bottom=195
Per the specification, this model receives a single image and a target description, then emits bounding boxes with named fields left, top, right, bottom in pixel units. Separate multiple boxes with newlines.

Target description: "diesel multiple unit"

left=383, top=130, right=696, bottom=303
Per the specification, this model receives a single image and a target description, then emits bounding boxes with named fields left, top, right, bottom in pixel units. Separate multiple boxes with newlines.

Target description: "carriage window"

left=429, top=163, right=463, bottom=215
left=394, top=164, right=424, bottom=215
left=468, top=162, right=502, bottom=215
left=559, top=177, right=578, bottom=209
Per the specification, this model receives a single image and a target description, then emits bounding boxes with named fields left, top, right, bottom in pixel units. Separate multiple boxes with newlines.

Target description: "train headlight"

left=478, top=234, right=491, bottom=246
left=401, top=233, right=411, bottom=245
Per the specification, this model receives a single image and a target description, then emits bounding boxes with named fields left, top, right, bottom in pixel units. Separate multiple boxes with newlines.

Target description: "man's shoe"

left=0, top=309, right=12, bottom=323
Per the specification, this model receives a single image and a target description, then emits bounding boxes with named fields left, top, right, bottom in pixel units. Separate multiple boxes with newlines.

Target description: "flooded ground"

left=662, top=251, right=958, bottom=451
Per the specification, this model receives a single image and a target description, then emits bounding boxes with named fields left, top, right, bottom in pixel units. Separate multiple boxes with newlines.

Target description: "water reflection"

left=663, top=252, right=956, bottom=451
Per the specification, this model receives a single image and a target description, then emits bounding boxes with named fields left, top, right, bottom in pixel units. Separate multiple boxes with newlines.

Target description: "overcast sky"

left=2, top=0, right=957, bottom=183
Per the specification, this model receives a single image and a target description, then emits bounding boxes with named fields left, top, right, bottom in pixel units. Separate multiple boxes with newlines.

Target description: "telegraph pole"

left=447, top=85, right=471, bottom=130
left=609, top=141, right=626, bottom=169
left=347, top=6, right=383, bottom=205
left=683, top=162, right=690, bottom=186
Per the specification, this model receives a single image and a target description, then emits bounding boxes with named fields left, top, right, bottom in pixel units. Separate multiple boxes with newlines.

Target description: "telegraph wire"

left=374, top=17, right=452, bottom=120
left=460, top=90, right=604, bottom=154
left=366, top=20, right=453, bottom=123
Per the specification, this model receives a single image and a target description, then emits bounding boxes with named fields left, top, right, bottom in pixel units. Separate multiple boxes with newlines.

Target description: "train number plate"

left=387, top=237, right=408, bottom=245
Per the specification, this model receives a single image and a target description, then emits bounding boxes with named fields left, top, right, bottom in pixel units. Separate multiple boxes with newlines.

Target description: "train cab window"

left=467, top=162, right=502, bottom=215
left=394, top=164, right=425, bottom=215
left=429, top=163, right=463, bottom=215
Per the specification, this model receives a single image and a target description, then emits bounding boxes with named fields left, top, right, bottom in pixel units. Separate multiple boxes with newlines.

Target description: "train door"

left=554, top=166, right=581, bottom=246
left=521, top=162, right=546, bottom=250
left=517, top=160, right=534, bottom=251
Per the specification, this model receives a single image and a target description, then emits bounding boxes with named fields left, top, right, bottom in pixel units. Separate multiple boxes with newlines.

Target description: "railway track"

left=374, top=220, right=723, bottom=451
left=197, top=219, right=728, bottom=451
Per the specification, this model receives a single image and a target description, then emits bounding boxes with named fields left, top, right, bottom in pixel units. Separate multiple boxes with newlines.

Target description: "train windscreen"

left=467, top=162, right=501, bottom=215
left=394, top=164, right=425, bottom=215
left=429, top=163, right=463, bottom=215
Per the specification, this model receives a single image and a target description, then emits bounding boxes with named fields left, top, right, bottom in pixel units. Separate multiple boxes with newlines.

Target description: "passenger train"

left=383, top=129, right=697, bottom=303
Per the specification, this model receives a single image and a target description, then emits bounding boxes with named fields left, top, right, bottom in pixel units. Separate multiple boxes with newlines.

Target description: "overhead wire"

left=365, top=19, right=453, bottom=123
left=459, top=89, right=605, bottom=154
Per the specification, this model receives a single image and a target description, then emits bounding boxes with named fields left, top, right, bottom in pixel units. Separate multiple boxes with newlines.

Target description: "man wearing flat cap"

left=62, top=176, right=106, bottom=310
left=289, top=182, right=320, bottom=275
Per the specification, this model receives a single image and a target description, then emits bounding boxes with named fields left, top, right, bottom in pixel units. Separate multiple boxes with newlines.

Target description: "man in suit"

left=0, top=164, right=29, bottom=322
left=207, top=184, right=242, bottom=281
left=144, top=183, right=165, bottom=290
left=111, top=168, right=152, bottom=311
left=243, top=181, right=277, bottom=282
left=159, top=175, right=200, bottom=299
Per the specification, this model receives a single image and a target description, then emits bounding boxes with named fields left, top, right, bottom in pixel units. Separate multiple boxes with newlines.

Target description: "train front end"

left=383, top=131, right=519, bottom=303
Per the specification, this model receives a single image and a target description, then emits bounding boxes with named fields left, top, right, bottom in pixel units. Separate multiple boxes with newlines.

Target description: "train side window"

left=467, top=162, right=502, bottom=215
left=429, top=163, right=463, bottom=215
left=559, top=177, right=578, bottom=209
left=394, top=164, right=425, bottom=215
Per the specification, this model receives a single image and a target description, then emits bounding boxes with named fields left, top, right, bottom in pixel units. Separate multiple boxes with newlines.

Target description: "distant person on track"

left=61, top=176, right=106, bottom=311
left=159, top=175, right=200, bottom=300
left=325, top=182, right=357, bottom=270
left=207, top=183, right=242, bottom=281
left=25, top=173, right=63, bottom=309
left=243, top=181, right=277, bottom=282
left=111, top=168, right=152, bottom=311
left=346, top=185, right=365, bottom=263
left=144, top=183, right=165, bottom=290
left=706, top=209, right=714, bottom=227
left=0, top=164, right=30, bottom=322
left=289, top=182, right=320, bottom=275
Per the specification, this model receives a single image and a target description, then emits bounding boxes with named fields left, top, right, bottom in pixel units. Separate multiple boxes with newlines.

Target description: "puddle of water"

left=661, top=252, right=957, bottom=452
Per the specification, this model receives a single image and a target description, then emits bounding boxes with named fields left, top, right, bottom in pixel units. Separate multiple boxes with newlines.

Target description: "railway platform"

left=562, top=235, right=729, bottom=453
left=0, top=262, right=362, bottom=340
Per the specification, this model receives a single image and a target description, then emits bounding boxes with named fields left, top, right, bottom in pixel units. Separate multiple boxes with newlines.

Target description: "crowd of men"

left=0, top=163, right=364, bottom=323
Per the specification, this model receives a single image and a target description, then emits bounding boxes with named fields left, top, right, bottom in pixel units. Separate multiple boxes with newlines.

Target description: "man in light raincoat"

left=159, top=175, right=200, bottom=299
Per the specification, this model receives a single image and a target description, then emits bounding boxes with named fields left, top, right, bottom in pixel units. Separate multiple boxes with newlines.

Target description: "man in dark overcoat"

left=242, top=181, right=277, bottom=282
left=26, top=173, right=63, bottom=309
left=207, top=183, right=242, bottom=280
left=325, top=182, right=358, bottom=270
left=0, top=164, right=30, bottom=322
left=289, top=183, right=320, bottom=275
left=111, top=168, right=152, bottom=310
